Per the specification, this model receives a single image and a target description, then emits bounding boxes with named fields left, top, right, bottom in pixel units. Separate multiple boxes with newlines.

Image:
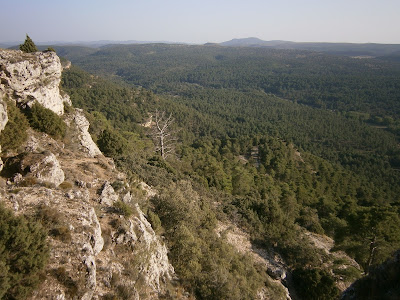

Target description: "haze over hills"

left=2, top=37, right=400, bottom=58
left=220, top=37, right=400, bottom=57
left=2, top=35, right=400, bottom=299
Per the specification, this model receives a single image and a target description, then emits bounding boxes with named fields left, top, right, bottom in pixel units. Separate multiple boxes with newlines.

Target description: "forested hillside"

left=59, top=44, right=400, bottom=299
left=58, top=44, right=400, bottom=123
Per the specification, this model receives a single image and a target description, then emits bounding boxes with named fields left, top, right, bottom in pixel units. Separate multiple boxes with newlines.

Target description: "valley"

left=57, top=43, right=400, bottom=299
left=1, top=40, right=399, bottom=299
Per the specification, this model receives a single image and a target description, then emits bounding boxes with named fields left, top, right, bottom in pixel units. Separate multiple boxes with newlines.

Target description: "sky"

left=1, top=0, right=399, bottom=44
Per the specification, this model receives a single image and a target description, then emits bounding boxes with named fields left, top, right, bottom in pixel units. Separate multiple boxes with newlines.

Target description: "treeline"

left=59, top=44, right=400, bottom=124
left=61, top=65, right=400, bottom=299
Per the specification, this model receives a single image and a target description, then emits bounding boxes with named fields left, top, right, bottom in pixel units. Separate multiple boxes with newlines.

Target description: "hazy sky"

left=1, top=0, right=399, bottom=44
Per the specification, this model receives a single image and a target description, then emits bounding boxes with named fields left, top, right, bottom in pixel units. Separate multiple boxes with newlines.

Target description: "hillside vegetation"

left=60, top=44, right=400, bottom=298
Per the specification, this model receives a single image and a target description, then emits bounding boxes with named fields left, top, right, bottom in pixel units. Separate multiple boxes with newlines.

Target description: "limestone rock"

left=122, top=191, right=132, bottom=203
left=133, top=204, right=175, bottom=291
left=0, top=49, right=71, bottom=115
left=87, top=207, right=104, bottom=255
left=138, top=181, right=157, bottom=198
left=6, top=187, right=103, bottom=299
left=0, top=89, right=7, bottom=172
left=19, top=151, right=65, bottom=187
left=0, top=92, right=7, bottom=131
left=0, top=49, right=178, bottom=299
left=98, top=181, right=118, bottom=205
left=64, top=108, right=101, bottom=157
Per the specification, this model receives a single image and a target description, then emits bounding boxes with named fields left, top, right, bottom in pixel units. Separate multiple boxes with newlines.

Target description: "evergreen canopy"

left=19, top=34, right=38, bottom=53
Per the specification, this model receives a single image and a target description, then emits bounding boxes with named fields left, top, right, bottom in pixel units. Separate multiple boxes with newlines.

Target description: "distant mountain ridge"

left=0, top=40, right=187, bottom=49
left=220, top=37, right=294, bottom=47
left=220, top=37, right=400, bottom=57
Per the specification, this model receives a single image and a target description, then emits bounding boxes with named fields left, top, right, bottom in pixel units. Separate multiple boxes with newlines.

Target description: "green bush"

left=44, top=47, right=56, bottom=53
left=113, top=201, right=133, bottom=217
left=52, top=267, right=79, bottom=297
left=111, top=180, right=125, bottom=192
left=0, top=204, right=49, bottom=299
left=0, top=101, right=29, bottom=152
left=50, top=226, right=72, bottom=242
left=34, top=205, right=72, bottom=243
left=19, top=35, right=38, bottom=53
left=26, top=103, right=66, bottom=139
left=97, top=128, right=128, bottom=157
left=293, top=268, right=339, bottom=300
left=152, top=181, right=264, bottom=299
left=147, top=210, right=162, bottom=233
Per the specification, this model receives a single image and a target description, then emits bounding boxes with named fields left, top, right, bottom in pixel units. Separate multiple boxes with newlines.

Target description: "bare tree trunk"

left=151, top=110, right=177, bottom=159
left=366, top=235, right=377, bottom=274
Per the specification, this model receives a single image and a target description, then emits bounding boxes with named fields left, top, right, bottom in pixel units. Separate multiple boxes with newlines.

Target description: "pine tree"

left=19, top=34, right=38, bottom=53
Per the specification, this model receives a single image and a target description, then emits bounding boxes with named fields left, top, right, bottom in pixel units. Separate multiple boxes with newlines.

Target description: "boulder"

left=64, top=109, right=102, bottom=157
left=0, top=93, right=8, bottom=131
left=0, top=90, right=7, bottom=172
left=19, top=151, right=65, bottom=187
left=98, top=181, right=118, bottom=205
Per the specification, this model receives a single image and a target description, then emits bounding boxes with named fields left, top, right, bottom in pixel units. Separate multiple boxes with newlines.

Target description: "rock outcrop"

left=216, top=221, right=291, bottom=300
left=98, top=181, right=119, bottom=205
left=0, top=89, right=7, bottom=171
left=0, top=90, right=7, bottom=131
left=17, top=151, right=65, bottom=187
left=0, top=49, right=71, bottom=115
left=0, top=49, right=177, bottom=299
left=1, top=120, right=176, bottom=300
left=64, top=108, right=102, bottom=157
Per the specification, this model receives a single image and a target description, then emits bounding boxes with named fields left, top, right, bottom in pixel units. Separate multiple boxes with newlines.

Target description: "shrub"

left=19, top=34, right=38, bottom=53
left=147, top=210, right=162, bottom=233
left=44, top=47, right=56, bottom=53
left=117, top=284, right=135, bottom=300
left=113, top=201, right=133, bottom=217
left=26, top=103, right=66, bottom=139
left=18, top=176, right=39, bottom=187
left=52, top=267, right=79, bottom=297
left=59, top=181, right=73, bottom=190
left=97, top=128, right=128, bottom=157
left=34, top=205, right=72, bottom=242
left=293, top=268, right=339, bottom=300
left=0, top=101, right=29, bottom=152
left=333, top=266, right=361, bottom=282
left=35, top=204, right=63, bottom=227
left=63, top=102, right=74, bottom=114
left=50, top=226, right=72, bottom=242
left=111, top=180, right=125, bottom=192
left=0, top=204, right=49, bottom=299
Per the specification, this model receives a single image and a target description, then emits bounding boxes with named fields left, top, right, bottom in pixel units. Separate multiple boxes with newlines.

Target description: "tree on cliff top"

left=19, top=34, right=38, bottom=53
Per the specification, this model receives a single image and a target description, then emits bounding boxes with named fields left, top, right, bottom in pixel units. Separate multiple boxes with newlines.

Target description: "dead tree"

left=150, top=110, right=178, bottom=159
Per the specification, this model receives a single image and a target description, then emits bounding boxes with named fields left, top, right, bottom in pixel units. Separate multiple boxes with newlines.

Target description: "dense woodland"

left=58, top=43, right=400, bottom=299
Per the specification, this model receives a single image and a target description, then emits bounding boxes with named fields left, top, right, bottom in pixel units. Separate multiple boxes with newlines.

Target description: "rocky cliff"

left=0, top=49, right=71, bottom=115
left=0, top=49, right=177, bottom=299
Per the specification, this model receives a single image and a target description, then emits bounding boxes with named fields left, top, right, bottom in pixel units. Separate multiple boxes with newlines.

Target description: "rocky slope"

left=216, top=221, right=361, bottom=300
left=0, top=49, right=177, bottom=299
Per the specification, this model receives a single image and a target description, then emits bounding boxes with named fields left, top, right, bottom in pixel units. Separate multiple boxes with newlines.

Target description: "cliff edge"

left=0, top=49, right=177, bottom=299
